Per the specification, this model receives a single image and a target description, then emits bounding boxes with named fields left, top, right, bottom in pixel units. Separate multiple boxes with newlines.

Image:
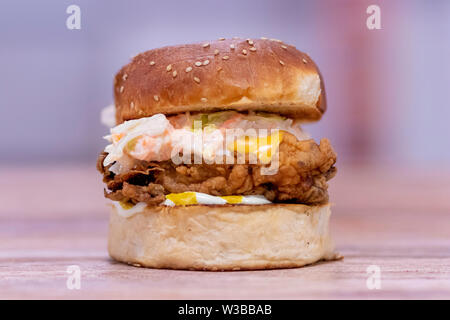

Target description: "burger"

left=97, top=37, right=338, bottom=270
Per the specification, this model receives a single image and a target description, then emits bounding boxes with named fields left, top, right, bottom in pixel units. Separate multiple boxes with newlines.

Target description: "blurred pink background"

left=0, top=0, right=449, bottom=166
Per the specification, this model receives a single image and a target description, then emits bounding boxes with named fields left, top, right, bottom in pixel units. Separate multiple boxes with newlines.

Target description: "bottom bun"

left=108, top=203, right=339, bottom=271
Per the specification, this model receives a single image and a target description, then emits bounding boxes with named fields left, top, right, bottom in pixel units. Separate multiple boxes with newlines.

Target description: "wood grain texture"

left=0, top=165, right=449, bottom=299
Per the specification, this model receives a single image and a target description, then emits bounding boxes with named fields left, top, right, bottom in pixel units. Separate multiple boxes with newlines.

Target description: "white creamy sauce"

left=112, top=201, right=148, bottom=218
left=112, top=193, right=272, bottom=218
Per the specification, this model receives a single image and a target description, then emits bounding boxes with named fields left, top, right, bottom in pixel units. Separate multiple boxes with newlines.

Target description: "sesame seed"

left=217, top=66, right=222, bottom=71
left=279, top=60, right=285, bottom=66
left=172, top=70, right=177, bottom=78
left=202, top=43, right=210, bottom=48
left=242, top=49, right=247, bottom=55
left=154, top=95, right=159, bottom=102
left=166, top=64, right=172, bottom=72
left=195, top=61, right=202, bottom=67
left=185, top=66, right=192, bottom=73
left=249, top=47, right=256, bottom=52
left=222, top=55, right=230, bottom=60
left=119, top=86, right=124, bottom=93
left=149, top=61, right=155, bottom=66
left=203, top=59, right=210, bottom=66
left=122, top=74, right=128, bottom=80
left=302, top=58, right=308, bottom=64
left=247, top=39, right=254, bottom=45
left=214, top=49, right=219, bottom=56
left=261, top=37, right=268, bottom=40
left=218, top=37, right=225, bottom=41
left=193, top=77, right=200, bottom=83
left=130, top=101, right=135, bottom=109
left=281, top=45, right=287, bottom=49
left=230, top=44, right=235, bottom=50
left=201, top=97, right=207, bottom=102
left=232, top=37, right=240, bottom=39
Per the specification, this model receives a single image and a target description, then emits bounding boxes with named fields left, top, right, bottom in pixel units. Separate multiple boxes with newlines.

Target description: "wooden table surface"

left=1, top=165, right=449, bottom=299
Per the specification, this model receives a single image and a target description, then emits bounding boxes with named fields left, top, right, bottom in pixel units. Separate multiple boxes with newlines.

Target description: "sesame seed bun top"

left=113, top=38, right=326, bottom=124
